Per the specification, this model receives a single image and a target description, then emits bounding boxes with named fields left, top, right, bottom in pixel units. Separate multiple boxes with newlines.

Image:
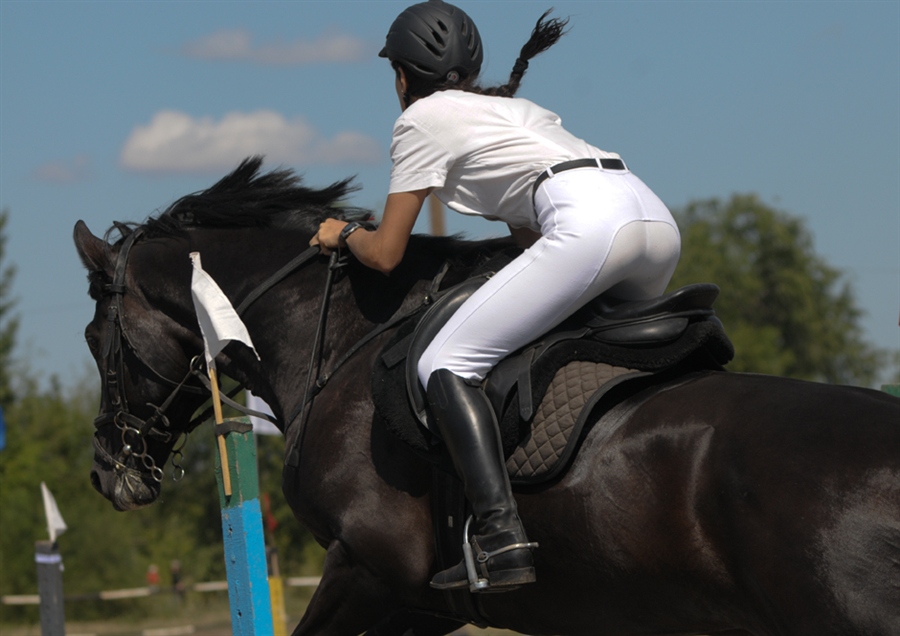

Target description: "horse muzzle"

left=91, top=433, right=162, bottom=511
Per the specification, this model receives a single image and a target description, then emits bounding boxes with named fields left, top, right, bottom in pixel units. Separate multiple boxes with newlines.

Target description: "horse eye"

left=86, top=335, right=100, bottom=354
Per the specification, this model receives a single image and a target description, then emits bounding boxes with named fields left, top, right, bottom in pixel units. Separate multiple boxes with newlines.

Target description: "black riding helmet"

left=379, top=0, right=483, bottom=84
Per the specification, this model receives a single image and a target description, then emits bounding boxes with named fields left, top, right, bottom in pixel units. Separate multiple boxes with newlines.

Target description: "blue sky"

left=1, top=0, right=898, bottom=388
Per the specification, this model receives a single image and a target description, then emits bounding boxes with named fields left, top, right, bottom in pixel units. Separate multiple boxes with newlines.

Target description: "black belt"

left=532, top=157, right=627, bottom=199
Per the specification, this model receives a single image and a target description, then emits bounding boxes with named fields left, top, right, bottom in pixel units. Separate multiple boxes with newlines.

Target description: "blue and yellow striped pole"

left=214, top=417, right=274, bottom=636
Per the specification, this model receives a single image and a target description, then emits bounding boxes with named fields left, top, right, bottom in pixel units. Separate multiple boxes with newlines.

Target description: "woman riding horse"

left=311, top=0, right=682, bottom=592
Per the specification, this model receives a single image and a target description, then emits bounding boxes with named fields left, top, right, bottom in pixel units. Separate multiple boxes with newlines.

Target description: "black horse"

left=75, top=158, right=900, bottom=636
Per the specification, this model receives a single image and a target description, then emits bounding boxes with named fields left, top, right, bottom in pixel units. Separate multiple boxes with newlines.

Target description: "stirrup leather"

left=461, top=516, right=539, bottom=592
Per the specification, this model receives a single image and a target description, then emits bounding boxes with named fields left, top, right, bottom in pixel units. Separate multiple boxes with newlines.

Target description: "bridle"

left=92, top=227, right=323, bottom=483
left=92, top=227, right=207, bottom=482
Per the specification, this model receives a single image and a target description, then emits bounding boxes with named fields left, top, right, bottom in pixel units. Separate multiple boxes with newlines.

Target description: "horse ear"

left=73, top=220, right=111, bottom=273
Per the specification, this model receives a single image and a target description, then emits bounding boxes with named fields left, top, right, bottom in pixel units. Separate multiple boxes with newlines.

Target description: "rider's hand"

left=310, top=218, right=349, bottom=255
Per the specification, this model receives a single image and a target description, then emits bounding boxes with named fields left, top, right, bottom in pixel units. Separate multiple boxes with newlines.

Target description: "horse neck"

left=251, top=253, right=445, bottom=424
left=176, top=230, right=326, bottom=425
left=181, top=230, right=514, bottom=430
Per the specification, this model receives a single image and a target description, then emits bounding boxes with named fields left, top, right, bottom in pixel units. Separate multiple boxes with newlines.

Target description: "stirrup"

left=461, top=516, right=539, bottom=592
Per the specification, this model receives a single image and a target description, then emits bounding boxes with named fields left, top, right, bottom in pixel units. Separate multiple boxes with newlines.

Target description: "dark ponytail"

left=470, top=9, right=569, bottom=98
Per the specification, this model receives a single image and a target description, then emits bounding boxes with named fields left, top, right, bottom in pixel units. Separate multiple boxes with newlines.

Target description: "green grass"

left=0, top=588, right=523, bottom=636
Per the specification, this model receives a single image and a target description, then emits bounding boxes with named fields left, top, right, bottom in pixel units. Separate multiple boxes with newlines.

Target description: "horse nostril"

left=90, top=470, right=102, bottom=493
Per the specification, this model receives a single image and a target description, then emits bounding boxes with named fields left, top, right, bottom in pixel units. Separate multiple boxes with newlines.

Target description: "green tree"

left=668, top=194, right=885, bottom=386
left=0, top=208, right=18, bottom=408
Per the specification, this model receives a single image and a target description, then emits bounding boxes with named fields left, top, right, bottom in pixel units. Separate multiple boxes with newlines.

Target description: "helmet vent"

left=413, top=32, right=443, bottom=58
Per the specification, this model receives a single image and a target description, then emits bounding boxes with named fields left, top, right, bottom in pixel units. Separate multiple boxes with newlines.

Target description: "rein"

left=96, top=228, right=444, bottom=482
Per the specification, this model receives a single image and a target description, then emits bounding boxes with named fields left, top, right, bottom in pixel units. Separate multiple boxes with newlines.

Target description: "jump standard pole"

left=35, top=540, right=65, bottom=635
left=214, top=417, right=274, bottom=636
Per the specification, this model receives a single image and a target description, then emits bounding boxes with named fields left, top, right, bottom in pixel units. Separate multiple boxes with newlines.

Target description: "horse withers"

left=75, top=158, right=900, bottom=636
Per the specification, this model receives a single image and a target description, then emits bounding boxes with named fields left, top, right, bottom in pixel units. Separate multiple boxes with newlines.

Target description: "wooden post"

left=214, top=417, right=273, bottom=636
left=35, top=541, right=65, bottom=635
left=269, top=573, right=287, bottom=636
left=266, top=547, right=288, bottom=636
left=208, top=366, right=232, bottom=496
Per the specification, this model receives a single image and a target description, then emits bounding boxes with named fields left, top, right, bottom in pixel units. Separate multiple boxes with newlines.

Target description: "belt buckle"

left=599, top=157, right=626, bottom=171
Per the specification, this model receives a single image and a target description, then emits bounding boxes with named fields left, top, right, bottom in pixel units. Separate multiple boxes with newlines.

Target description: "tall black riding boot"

left=426, top=368, right=537, bottom=592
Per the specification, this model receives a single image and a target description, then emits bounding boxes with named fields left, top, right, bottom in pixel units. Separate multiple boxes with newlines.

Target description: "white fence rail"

left=1, top=577, right=321, bottom=606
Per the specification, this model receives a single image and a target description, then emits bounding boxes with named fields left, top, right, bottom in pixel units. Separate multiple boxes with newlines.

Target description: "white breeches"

left=418, top=166, right=681, bottom=389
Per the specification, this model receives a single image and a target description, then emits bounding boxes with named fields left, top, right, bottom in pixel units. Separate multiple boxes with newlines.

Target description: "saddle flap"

left=406, top=276, right=489, bottom=428
left=505, top=361, right=649, bottom=484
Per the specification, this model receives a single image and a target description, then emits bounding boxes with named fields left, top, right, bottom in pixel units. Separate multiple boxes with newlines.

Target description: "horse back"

left=546, top=371, right=900, bottom=635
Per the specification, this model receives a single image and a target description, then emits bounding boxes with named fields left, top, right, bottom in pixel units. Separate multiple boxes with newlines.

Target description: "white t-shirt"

left=388, top=90, right=620, bottom=232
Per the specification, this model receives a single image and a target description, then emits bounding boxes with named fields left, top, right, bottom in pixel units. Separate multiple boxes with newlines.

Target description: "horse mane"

left=112, top=156, right=370, bottom=242
left=104, top=155, right=517, bottom=277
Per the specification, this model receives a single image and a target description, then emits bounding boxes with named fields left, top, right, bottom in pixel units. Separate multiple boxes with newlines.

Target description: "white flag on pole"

left=190, top=252, right=259, bottom=369
left=41, top=482, right=67, bottom=543
left=246, top=392, right=281, bottom=436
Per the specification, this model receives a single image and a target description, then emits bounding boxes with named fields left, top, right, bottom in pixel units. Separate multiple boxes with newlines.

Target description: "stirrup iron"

left=461, top=516, right=539, bottom=592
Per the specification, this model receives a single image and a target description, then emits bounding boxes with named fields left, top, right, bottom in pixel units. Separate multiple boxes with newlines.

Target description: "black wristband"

left=339, top=221, right=364, bottom=246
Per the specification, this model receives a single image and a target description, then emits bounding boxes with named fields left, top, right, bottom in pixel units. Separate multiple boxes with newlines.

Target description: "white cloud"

left=181, top=29, right=369, bottom=65
left=120, top=110, right=381, bottom=174
left=32, top=155, right=92, bottom=183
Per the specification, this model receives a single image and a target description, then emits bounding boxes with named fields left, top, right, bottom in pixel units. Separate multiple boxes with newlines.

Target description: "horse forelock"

left=105, top=156, right=370, bottom=243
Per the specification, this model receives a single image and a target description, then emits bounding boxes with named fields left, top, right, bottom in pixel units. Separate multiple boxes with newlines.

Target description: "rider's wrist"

left=339, top=220, right=378, bottom=247
left=339, top=221, right=364, bottom=247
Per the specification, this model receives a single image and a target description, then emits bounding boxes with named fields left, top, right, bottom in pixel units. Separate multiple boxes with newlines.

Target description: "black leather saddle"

left=396, top=278, right=723, bottom=430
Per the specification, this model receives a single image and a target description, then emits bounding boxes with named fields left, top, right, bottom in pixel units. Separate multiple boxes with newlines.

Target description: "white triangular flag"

left=190, top=252, right=259, bottom=370
left=246, top=392, right=281, bottom=436
left=41, top=482, right=67, bottom=543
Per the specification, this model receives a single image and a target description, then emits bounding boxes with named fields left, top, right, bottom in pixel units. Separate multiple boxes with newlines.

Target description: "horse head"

left=73, top=157, right=374, bottom=511
left=74, top=220, right=209, bottom=510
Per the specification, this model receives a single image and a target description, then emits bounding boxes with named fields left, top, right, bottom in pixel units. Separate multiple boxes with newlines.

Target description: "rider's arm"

left=312, top=188, right=430, bottom=274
